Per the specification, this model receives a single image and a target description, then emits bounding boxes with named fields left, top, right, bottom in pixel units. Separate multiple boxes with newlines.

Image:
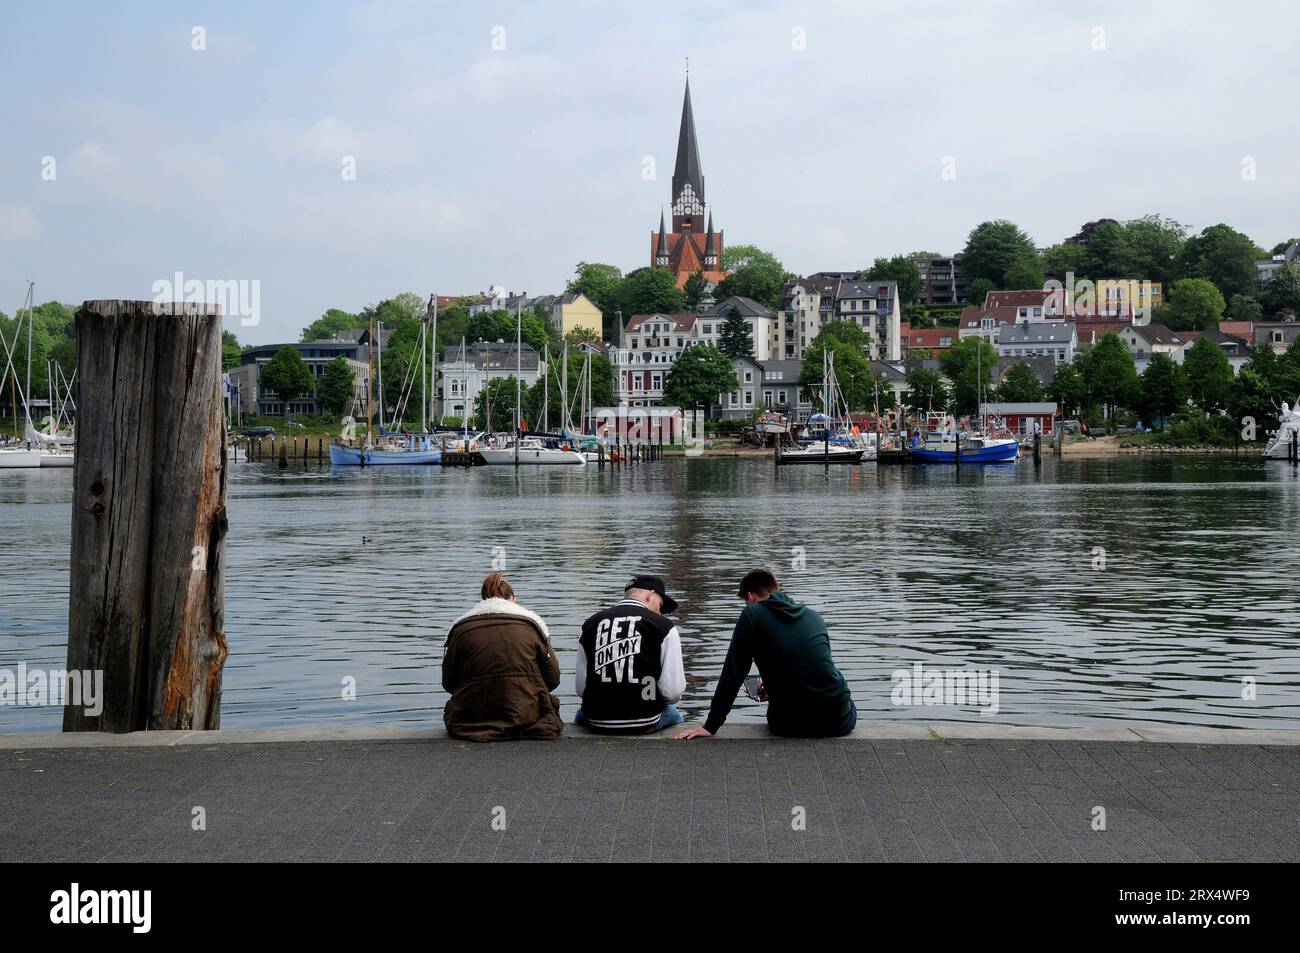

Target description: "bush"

left=1149, top=413, right=1239, bottom=447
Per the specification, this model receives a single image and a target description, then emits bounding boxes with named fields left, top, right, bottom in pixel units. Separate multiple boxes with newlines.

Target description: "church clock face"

left=673, top=183, right=703, bottom=216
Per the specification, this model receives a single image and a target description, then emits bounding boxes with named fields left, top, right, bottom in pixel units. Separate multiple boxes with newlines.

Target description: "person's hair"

left=481, top=572, right=515, bottom=601
left=737, top=568, right=779, bottom=599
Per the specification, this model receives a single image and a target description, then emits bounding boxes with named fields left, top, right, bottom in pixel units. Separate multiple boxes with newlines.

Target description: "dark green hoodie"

left=703, top=591, right=853, bottom=735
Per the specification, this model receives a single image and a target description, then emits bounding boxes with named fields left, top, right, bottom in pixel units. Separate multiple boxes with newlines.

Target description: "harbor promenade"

left=2, top=724, right=1297, bottom=863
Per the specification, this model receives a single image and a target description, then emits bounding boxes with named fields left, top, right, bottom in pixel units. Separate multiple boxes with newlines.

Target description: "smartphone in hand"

left=743, top=675, right=767, bottom=701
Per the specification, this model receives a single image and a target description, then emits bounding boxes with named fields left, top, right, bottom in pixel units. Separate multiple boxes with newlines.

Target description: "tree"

left=1078, top=220, right=1135, bottom=278
left=259, top=346, right=314, bottom=421
left=317, top=356, right=356, bottom=418
left=1122, top=214, right=1187, bottom=289
left=1137, top=353, right=1187, bottom=429
left=939, top=336, right=998, bottom=417
left=903, top=367, right=948, bottom=415
left=465, top=309, right=548, bottom=353
left=1225, top=293, right=1263, bottom=323
left=1182, top=336, right=1233, bottom=414
left=1270, top=239, right=1299, bottom=255
left=300, top=308, right=360, bottom=343
left=716, top=307, right=755, bottom=359
left=798, top=325, right=875, bottom=411
left=475, top=376, right=520, bottom=432
left=960, top=220, right=1038, bottom=286
left=662, top=344, right=738, bottom=411
left=1003, top=253, right=1045, bottom=290
left=715, top=245, right=787, bottom=309
left=1261, top=262, right=1300, bottom=318
left=566, top=262, right=623, bottom=313
left=609, top=268, right=685, bottom=330
left=1041, top=242, right=1088, bottom=282
left=864, top=255, right=924, bottom=304
left=1180, top=224, right=1259, bottom=300
left=966, top=277, right=995, bottom=307
left=683, top=269, right=708, bottom=310
left=1159, top=278, right=1225, bottom=331
left=1048, top=362, right=1086, bottom=420
left=996, top=361, right=1044, bottom=403
left=1082, top=333, right=1138, bottom=432
left=221, top=331, right=242, bottom=371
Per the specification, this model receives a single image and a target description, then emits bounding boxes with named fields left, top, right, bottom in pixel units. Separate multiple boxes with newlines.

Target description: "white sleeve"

left=574, top=642, right=588, bottom=697
left=657, top=625, right=686, bottom=704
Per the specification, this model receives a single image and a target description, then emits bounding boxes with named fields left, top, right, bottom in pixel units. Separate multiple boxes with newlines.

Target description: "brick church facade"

left=650, top=78, right=725, bottom=288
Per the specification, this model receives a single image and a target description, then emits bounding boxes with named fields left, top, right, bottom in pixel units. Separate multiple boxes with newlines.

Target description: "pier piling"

left=64, top=300, right=228, bottom=733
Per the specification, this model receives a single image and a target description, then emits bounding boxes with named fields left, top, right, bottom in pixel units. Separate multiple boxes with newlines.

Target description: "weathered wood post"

left=65, top=300, right=228, bottom=732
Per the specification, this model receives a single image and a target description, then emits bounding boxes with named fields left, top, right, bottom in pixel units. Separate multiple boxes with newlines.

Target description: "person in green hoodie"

left=676, top=568, right=857, bottom=739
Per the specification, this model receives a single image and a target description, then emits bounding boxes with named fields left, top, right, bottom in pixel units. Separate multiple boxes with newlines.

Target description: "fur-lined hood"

left=448, top=597, right=551, bottom=641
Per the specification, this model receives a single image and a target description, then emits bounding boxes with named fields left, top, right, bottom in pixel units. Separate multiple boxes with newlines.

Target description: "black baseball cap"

left=624, top=574, right=679, bottom=613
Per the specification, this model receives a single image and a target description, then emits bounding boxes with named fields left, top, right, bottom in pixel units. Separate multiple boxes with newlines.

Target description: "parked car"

left=241, top=426, right=275, bottom=437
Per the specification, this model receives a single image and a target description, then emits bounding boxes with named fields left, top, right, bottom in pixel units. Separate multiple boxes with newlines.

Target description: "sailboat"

left=1, top=282, right=75, bottom=468
left=1263, top=398, right=1300, bottom=459
left=477, top=304, right=584, bottom=465
left=330, top=304, right=442, bottom=466
left=778, top=350, right=865, bottom=464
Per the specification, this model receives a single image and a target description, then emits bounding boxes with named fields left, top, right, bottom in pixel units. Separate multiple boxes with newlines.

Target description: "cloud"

left=0, top=205, right=41, bottom=241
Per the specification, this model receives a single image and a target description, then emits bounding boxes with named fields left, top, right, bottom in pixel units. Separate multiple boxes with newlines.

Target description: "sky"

left=2, top=0, right=1298, bottom=344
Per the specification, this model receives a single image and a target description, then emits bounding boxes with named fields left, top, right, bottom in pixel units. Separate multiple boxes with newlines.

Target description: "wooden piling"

left=1033, top=431, right=1041, bottom=465
left=64, top=300, right=228, bottom=732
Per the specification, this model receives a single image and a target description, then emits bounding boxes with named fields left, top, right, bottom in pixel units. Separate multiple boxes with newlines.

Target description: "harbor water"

left=1, top=455, right=1298, bottom=732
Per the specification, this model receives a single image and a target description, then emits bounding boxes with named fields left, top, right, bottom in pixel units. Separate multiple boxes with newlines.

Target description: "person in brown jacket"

left=441, top=572, right=563, bottom=741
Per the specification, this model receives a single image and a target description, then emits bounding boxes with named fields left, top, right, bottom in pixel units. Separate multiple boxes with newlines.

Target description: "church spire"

left=671, top=77, right=705, bottom=229
left=656, top=209, right=669, bottom=264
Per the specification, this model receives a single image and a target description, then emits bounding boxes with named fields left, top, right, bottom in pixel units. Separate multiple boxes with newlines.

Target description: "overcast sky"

left=2, top=0, right=1298, bottom=343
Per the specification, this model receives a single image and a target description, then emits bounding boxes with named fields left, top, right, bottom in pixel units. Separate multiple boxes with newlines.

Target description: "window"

left=778, top=391, right=787, bottom=405
left=1033, top=307, right=1042, bottom=317
left=703, top=324, right=713, bottom=334
left=764, top=390, right=773, bottom=404
left=652, top=374, right=661, bottom=390
left=744, top=391, right=753, bottom=406
left=729, top=393, right=737, bottom=406
left=744, top=371, right=752, bottom=383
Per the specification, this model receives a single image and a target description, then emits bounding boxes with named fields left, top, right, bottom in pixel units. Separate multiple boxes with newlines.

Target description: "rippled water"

left=2, top=455, right=1298, bottom=732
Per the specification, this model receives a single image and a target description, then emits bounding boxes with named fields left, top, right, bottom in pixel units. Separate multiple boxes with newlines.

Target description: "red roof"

left=909, top=328, right=956, bottom=349
left=1219, top=320, right=1253, bottom=339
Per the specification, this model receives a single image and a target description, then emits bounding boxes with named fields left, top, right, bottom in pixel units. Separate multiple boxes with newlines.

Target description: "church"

left=650, top=77, right=725, bottom=288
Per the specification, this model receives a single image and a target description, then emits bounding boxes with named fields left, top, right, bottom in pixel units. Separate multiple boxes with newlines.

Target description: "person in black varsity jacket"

left=575, top=574, right=686, bottom=734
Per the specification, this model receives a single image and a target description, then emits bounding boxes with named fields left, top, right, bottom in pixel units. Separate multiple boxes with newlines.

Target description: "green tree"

left=221, top=330, right=242, bottom=371
left=1048, top=362, right=1087, bottom=420
left=1182, top=336, right=1233, bottom=414
left=610, top=268, right=685, bottom=331
left=960, top=220, right=1038, bottom=286
left=662, top=344, right=738, bottom=411
left=1180, top=224, right=1259, bottom=300
left=1261, top=262, right=1300, bottom=318
left=260, top=346, right=315, bottom=421
left=715, top=245, right=787, bottom=309
left=1041, top=242, right=1088, bottom=282
left=566, top=262, right=624, bottom=313
left=996, top=361, right=1045, bottom=403
left=1079, top=220, right=1134, bottom=278
left=1270, top=239, right=1299, bottom=255
left=1159, top=278, right=1225, bottom=331
left=966, top=277, right=995, bottom=307
left=903, top=367, right=948, bottom=415
left=864, top=254, right=924, bottom=304
left=465, top=309, right=548, bottom=353
left=683, top=269, right=708, bottom=310
left=1225, top=293, right=1263, bottom=323
left=939, top=336, right=998, bottom=417
left=1226, top=366, right=1276, bottom=439
left=1003, top=253, right=1045, bottom=290
left=475, top=376, right=521, bottom=432
left=1121, top=214, right=1186, bottom=289
left=798, top=326, right=874, bottom=411
left=317, top=356, right=356, bottom=418
left=1137, top=353, right=1187, bottom=429
left=300, top=308, right=360, bottom=343
left=1082, top=333, right=1139, bottom=432
left=716, top=307, right=755, bottom=359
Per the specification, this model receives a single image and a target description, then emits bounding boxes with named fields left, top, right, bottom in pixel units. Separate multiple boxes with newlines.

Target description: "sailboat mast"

left=25, top=283, right=33, bottom=429
left=561, top=343, right=569, bottom=431
left=543, top=342, right=549, bottom=432
left=514, top=303, right=521, bottom=463
left=366, top=311, right=374, bottom=436
left=377, top=320, right=386, bottom=432
left=420, top=302, right=428, bottom=433
left=430, top=295, right=439, bottom=429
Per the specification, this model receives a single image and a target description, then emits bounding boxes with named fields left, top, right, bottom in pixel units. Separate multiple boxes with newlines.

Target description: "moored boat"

left=0, top=447, right=42, bottom=468
left=1263, top=398, right=1300, bottom=460
left=909, top=430, right=1019, bottom=464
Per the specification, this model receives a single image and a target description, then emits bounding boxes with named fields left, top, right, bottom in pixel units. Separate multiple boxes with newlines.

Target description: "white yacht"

left=1263, top=399, right=1300, bottom=460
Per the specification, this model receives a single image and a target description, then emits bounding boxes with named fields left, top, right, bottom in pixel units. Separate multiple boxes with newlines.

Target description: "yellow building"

left=550, top=293, right=604, bottom=340
left=1095, top=278, right=1163, bottom=318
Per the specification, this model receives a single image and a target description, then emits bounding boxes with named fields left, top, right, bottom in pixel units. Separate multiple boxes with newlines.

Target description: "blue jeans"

left=574, top=705, right=684, bottom=734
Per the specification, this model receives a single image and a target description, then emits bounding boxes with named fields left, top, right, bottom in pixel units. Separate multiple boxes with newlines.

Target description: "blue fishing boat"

left=329, top=435, right=441, bottom=466
left=908, top=429, right=1019, bottom=464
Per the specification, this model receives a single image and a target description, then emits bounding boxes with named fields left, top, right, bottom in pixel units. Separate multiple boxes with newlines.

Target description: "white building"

left=996, top=322, right=1078, bottom=365
left=437, top=341, right=544, bottom=421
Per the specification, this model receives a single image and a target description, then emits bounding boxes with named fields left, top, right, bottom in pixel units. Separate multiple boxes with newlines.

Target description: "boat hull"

left=909, top=441, right=1020, bottom=464
left=778, top=446, right=865, bottom=464
left=329, top=443, right=441, bottom=466
left=0, top=448, right=43, bottom=468
left=39, top=451, right=74, bottom=467
left=478, top=447, right=586, bottom=465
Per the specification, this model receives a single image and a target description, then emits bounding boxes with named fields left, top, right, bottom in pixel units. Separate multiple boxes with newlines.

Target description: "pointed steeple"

left=672, top=77, right=705, bottom=218
left=657, top=209, right=669, bottom=257
left=705, top=210, right=716, bottom=256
